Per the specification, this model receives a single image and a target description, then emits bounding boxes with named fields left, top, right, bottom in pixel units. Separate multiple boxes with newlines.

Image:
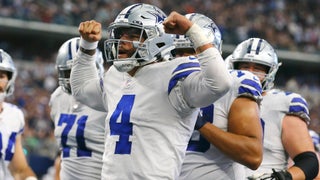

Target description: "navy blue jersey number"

left=110, top=95, right=135, bottom=154
left=0, top=132, right=17, bottom=161
left=58, top=114, right=91, bottom=157
left=187, top=104, right=214, bottom=152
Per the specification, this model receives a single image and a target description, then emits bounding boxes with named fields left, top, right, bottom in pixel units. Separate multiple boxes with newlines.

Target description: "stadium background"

left=0, top=0, right=319, bottom=179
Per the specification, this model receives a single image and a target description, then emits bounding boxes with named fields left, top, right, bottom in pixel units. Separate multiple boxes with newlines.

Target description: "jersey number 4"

left=110, top=95, right=135, bottom=154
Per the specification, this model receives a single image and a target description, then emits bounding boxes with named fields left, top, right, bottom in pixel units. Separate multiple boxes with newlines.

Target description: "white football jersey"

left=180, top=70, right=262, bottom=180
left=49, top=87, right=107, bottom=180
left=245, top=89, right=310, bottom=177
left=100, top=57, right=201, bottom=180
left=0, top=102, right=25, bottom=180
left=71, top=48, right=231, bottom=180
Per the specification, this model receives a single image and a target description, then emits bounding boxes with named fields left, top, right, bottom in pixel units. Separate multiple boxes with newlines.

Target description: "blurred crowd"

left=0, top=0, right=319, bottom=54
left=0, top=0, right=319, bottom=178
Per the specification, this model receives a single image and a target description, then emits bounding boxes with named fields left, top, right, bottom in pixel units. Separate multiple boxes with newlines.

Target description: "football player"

left=231, top=38, right=319, bottom=180
left=173, top=13, right=263, bottom=180
left=49, top=37, right=107, bottom=179
left=70, top=3, right=232, bottom=180
left=0, top=49, right=37, bottom=180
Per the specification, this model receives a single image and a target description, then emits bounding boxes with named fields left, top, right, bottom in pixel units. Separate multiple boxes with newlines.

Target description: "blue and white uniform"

left=0, top=102, right=24, bottom=180
left=179, top=70, right=262, bottom=180
left=49, top=86, right=107, bottom=180
left=245, top=89, right=310, bottom=177
left=71, top=47, right=232, bottom=180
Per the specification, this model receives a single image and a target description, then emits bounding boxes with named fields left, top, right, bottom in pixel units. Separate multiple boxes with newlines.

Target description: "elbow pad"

left=293, top=151, right=319, bottom=180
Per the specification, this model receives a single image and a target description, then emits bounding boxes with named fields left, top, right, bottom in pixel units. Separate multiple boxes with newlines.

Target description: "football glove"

left=246, top=169, right=292, bottom=180
left=271, top=169, right=292, bottom=180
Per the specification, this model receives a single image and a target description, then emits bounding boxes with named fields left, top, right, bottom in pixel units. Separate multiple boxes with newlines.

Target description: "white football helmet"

left=104, top=3, right=174, bottom=72
left=0, top=49, right=17, bottom=97
left=230, top=38, right=281, bottom=91
left=173, top=13, right=222, bottom=55
left=56, top=37, right=104, bottom=94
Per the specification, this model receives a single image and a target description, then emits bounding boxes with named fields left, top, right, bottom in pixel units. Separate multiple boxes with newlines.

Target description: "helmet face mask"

left=57, top=64, right=72, bottom=93
left=0, top=49, right=17, bottom=97
left=231, top=38, right=280, bottom=91
left=104, top=3, right=174, bottom=72
left=56, top=37, right=104, bottom=93
left=105, top=25, right=148, bottom=63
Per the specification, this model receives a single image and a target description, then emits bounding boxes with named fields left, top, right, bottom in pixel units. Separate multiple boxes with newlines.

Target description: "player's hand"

left=163, top=11, right=193, bottom=35
left=247, top=173, right=271, bottom=180
left=246, top=169, right=292, bottom=180
left=194, top=112, right=208, bottom=130
left=271, top=169, right=292, bottom=180
left=78, top=20, right=102, bottom=42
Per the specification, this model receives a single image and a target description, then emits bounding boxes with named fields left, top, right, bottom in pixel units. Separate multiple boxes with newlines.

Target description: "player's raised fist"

left=78, top=20, right=102, bottom=42
left=163, top=11, right=193, bottom=35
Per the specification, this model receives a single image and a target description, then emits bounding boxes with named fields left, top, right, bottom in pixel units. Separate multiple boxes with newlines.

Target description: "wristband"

left=80, top=38, right=98, bottom=50
left=186, top=23, right=212, bottom=49
left=25, top=176, right=38, bottom=180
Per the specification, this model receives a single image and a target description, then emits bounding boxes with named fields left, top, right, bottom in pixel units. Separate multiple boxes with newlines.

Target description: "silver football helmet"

left=0, top=49, right=17, bottom=97
left=56, top=37, right=104, bottom=94
left=230, top=38, right=281, bottom=91
left=173, top=13, right=222, bottom=55
left=104, top=3, right=174, bottom=72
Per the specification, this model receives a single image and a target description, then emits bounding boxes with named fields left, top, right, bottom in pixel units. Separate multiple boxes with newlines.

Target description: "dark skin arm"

left=199, top=97, right=263, bottom=169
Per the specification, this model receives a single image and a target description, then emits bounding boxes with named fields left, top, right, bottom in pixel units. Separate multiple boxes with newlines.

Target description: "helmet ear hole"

left=156, top=42, right=165, bottom=48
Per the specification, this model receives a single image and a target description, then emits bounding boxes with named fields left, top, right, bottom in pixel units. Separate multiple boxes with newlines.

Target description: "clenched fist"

left=78, top=20, right=102, bottom=42
left=163, top=11, right=193, bottom=35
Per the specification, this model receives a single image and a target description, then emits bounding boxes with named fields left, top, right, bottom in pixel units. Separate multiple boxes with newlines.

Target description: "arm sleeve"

left=70, top=50, right=106, bottom=111
left=181, top=48, right=232, bottom=108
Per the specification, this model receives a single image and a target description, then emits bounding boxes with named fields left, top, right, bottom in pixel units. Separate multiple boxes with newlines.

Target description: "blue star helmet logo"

left=147, top=9, right=166, bottom=23
left=205, top=23, right=218, bottom=34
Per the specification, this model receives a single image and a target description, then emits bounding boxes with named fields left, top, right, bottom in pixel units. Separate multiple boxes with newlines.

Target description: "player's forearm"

left=199, top=123, right=262, bottom=170
left=71, top=50, right=98, bottom=92
left=9, top=163, right=37, bottom=180
left=70, top=50, right=103, bottom=109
